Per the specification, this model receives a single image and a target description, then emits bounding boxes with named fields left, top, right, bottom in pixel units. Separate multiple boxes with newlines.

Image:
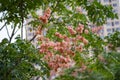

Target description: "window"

left=112, top=22, right=114, bottom=26
left=113, top=9, right=118, bottom=13
left=104, top=0, right=109, bottom=2
left=107, top=33, right=111, bottom=36
left=115, top=21, right=119, bottom=25
left=106, top=22, right=111, bottom=26
left=28, top=27, right=33, bottom=31
left=100, top=29, right=104, bottom=33
left=107, top=28, right=111, bottom=32
left=112, top=28, right=115, bottom=32
left=109, top=0, right=111, bottom=2
left=28, top=33, right=32, bottom=36
left=113, top=3, right=117, bottom=7
left=116, top=28, right=120, bottom=31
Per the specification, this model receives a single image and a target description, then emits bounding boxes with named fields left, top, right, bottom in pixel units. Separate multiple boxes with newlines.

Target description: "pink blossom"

left=48, top=41, right=55, bottom=47
left=84, top=29, right=89, bottom=34
left=35, top=26, right=42, bottom=35
left=39, top=7, right=51, bottom=23
left=82, top=38, right=88, bottom=45
left=76, top=35, right=82, bottom=41
left=39, top=15, right=48, bottom=23
left=37, top=23, right=91, bottom=74
left=63, top=35, right=70, bottom=42
left=76, top=24, right=84, bottom=33
left=44, top=54, right=73, bottom=71
left=76, top=45, right=83, bottom=52
left=67, top=26, right=76, bottom=35
left=55, top=32, right=64, bottom=39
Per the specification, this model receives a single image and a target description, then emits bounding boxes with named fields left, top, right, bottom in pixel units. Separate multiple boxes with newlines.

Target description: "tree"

left=0, top=0, right=42, bottom=41
left=32, top=0, right=119, bottom=80
left=0, top=0, right=119, bottom=80
left=0, top=38, right=49, bottom=80
left=0, top=1, right=50, bottom=80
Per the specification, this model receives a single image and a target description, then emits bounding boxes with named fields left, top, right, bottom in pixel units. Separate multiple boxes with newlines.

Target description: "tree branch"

left=29, top=35, right=37, bottom=42
left=20, top=0, right=24, bottom=39
left=0, top=22, right=7, bottom=31
left=29, top=1, right=59, bottom=42
left=5, top=26, right=10, bottom=38
left=21, top=20, right=24, bottom=39
left=48, top=1, right=59, bottom=23
left=14, top=28, right=19, bottom=35
left=9, top=25, right=16, bottom=43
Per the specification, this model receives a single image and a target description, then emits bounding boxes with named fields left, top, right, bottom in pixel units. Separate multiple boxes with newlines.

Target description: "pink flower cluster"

left=76, top=45, right=83, bottom=52
left=35, top=26, right=42, bottom=35
left=39, top=40, right=75, bottom=76
left=76, top=35, right=88, bottom=45
left=35, top=8, right=96, bottom=78
left=55, top=32, right=64, bottom=39
left=39, top=7, right=51, bottom=23
left=37, top=35, right=49, bottom=42
left=39, top=40, right=74, bottom=56
left=75, top=24, right=84, bottom=34
left=84, top=29, right=89, bottom=34
left=44, top=53, right=73, bottom=71
left=36, top=22, right=90, bottom=74
left=67, top=26, right=76, bottom=35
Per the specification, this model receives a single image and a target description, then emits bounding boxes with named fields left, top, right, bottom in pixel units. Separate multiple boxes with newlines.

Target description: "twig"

left=14, top=28, right=19, bottom=35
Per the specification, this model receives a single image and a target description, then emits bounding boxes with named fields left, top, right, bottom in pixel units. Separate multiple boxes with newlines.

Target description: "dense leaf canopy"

left=0, top=38, right=49, bottom=80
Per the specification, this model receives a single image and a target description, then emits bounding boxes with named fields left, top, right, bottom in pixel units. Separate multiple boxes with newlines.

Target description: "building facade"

left=25, top=14, right=38, bottom=47
left=99, top=0, right=120, bottom=36
left=25, top=10, right=43, bottom=47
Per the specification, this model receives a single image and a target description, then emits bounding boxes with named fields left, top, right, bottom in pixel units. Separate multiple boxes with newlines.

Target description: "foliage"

left=0, top=0, right=117, bottom=24
left=26, top=0, right=118, bottom=29
left=105, top=31, right=120, bottom=50
left=0, top=0, right=42, bottom=24
left=102, top=51, right=120, bottom=80
left=54, top=51, right=120, bottom=80
left=35, top=3, right=118, bottom=80
left=0, top=38, right=49, bottom=80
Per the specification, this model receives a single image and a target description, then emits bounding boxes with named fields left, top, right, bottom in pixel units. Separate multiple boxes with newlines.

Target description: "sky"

left=0, top=22, right=8, bottom=42
left=0, top=9, right=42, bottom=42
left=0, top=21, right=26, bottom=42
